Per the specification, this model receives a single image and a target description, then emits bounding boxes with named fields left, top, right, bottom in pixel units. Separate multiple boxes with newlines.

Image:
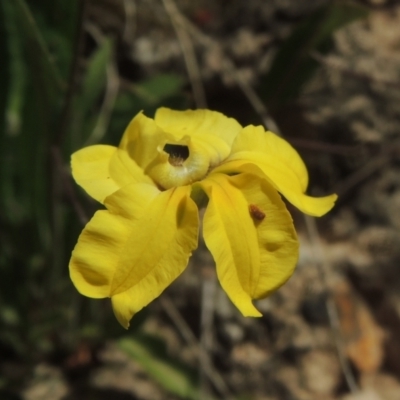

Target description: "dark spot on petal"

left=249, top=204, right=266, bottom=221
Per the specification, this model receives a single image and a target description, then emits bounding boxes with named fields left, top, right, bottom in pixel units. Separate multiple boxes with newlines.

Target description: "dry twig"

left=122, top=0, right=137, bottom=44
left=199, top=268, right=218, bottom=397
left=161, top=2, right=280, bottom=132
left=162, top=0, right=207, bottom=108
left=287, top=137, right=360, bottom=156
left=304, top=215, right=360, bottom=393
left=160, top=296, right=234, bottom=399
left=334, top=153, right=388, bottom=199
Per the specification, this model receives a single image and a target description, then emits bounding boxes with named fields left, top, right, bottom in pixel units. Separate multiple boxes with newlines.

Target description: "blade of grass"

left=0, top=1, right=26, bottom=224
left=119, top=334, right=205, bottom=400
left=12, top=0, right=65, bottom=93
left=2, top=1, right=26, bottom=137
left=68, top=28, right=114, bottom=149
left=259, top=3, right=368, bottom=108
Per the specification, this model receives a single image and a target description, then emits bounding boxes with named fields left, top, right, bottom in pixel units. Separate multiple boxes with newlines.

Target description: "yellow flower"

left=69, top=108, right=337, bottom=328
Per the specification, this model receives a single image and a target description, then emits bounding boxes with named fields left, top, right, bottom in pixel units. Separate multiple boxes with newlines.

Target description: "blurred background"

left=1, top=0, right=400, bottom=399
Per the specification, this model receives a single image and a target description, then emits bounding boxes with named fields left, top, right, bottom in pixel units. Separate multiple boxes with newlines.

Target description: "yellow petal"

left=69, top=182, right=160, bottom=298
left=105, top=182, right=161, bottom=220
left=70, top=182, right=199, bottom=329
left=71, top=145, right=120, bottom=203
left=69, top=209, right=131, bottom=298
left=198, top=173, right=299, bottom=317
left=155, top=108, right=243, bottom=166
left=119, top=111, right=168, bottom=171
left=214, top=125, right=337, bottom=216
left=71, top=145, right=153, bottom=204
left=109, top=185, right=198, bottom=293
left=110, top=185, right=198, bottom=328
left=109, top=148, right=154, bottom=189
left=231, top=125, right=309, bottom=191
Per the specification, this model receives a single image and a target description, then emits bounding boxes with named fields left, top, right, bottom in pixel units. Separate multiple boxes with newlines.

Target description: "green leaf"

left=119, top=334, right=201, bottom=399
left=0, top=3, right=9, bottom=129
left=69, top=38, right=114, bottom=148
left=11, top=0, right=64, bottom=94
left=0, top=0, right=66, bottom=244
left=259, top=3, right=368, bottom=108
left=80, top=38, right=114, bottom=118
left=132, top=73, right=185, bottom=104
left=0, top=2, right=20, bottom=222
left=2, top=1, right=26, bottom=137
left=2, top=0, right=64, bottom=230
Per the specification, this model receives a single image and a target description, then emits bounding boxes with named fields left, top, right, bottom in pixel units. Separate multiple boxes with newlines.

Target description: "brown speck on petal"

left=249, top=204, right=266, bottom=221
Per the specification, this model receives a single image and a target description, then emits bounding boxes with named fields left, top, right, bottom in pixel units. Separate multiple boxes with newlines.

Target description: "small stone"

left=231, top=342, right=270, bottom=367
left=223, top=321, right=245, bottom=343
left=300, top=350, right=341, bottom=395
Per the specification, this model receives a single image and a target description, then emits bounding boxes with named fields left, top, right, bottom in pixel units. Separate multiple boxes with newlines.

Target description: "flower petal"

left=214, top=125, right=337, bottom=216
left=69, top=210, right=130, bottom=298
left=155, top=108, right=243, bottom=166
left=111, top=186, right=198, bottom=328
left=69, top=182, right=199, bottom=329
left=69, top=182, right=160, bottom=298
left=119, top=111, right=169, bottom=171
left=71, top=145, right=121, bottom=203
left=198, top=173, right=299, bottom=317
left=109, top=185, right=198, bottom=294
left=109, top=148, right=154, bottom=188
left=71, top=145, right=153, bottom=204
left=230, top=125, right=309, bottom=190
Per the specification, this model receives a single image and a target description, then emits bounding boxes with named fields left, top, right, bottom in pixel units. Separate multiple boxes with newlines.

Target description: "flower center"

left=146, top=139, right=210, bottom=189
left=163, top=144, right=189, bottom=166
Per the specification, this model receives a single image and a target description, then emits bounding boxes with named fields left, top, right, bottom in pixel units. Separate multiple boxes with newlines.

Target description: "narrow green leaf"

left=80, top=38, right=113, bottom=117
left=1, top=0, right=66, bottom=246
left=119, top=334, right=201, bottom=399
left=11, top=0, right=64, bottom=93
left=0, top=3, right=9, bottom=130
left=0, top=2, right=15, bottom=221
left=2, top=1, right=26, bottom=137
left=69, top=38, right=114, bottom=148
left=132, top=73, right=185, bottom=104
left=259, top=3, right=368, bottom=108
